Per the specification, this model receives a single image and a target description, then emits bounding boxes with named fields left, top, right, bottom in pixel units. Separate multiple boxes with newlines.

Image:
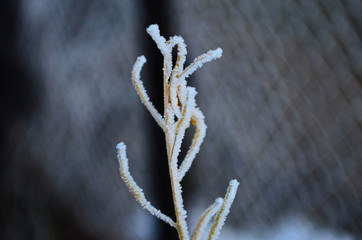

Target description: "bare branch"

left=131, top=56, right=165, bottom=129
left=178, top=108, right=206, bottom=180
left=192, top=198, right=223, bottom=240
left=208, top=180, right=239, bottom=240
left=180, top=48, right=223, bottom=80
left=117, top=24, right=236, bottom=240
left=116, top=142, right=176, bottom=228
left=171, top=87, right=197, bottom=168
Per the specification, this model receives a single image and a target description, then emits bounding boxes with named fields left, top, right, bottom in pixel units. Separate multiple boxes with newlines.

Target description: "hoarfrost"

left=116, top=24, right=237, bottom=240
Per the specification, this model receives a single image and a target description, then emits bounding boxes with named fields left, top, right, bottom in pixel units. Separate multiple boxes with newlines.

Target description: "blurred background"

left=1, top=0, right=361, bottom=239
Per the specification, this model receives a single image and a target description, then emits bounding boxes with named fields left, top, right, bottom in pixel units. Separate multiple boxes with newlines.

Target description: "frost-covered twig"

left=208, top=180, right=240, bottom=240
left=116, top=142, right=176, bottom=228
left=192, top=198, right=223, bottom=240
left=131, top=56, right=165, bottom=129
left=116, top=24, right=239, bottom=240
left=178, top=108, right=206, bottom=180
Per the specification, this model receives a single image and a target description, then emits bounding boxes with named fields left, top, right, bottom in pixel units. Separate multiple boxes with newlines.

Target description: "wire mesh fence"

left=1, top=0, right=361, bottom=239
left=172, top=0, right=362, bottom=237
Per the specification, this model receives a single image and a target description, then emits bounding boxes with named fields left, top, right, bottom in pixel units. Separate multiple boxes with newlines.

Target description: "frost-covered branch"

left=178, top=108, right=206, bottom=180
left=192, top=198, right=223, bottom=240
left=116, top=142, right=176, bottom=228
left=131, top=56, right=165, bottom=129
left=208, top=180, right=240, bottom=240
left=116, top=24, right=238, bottom=240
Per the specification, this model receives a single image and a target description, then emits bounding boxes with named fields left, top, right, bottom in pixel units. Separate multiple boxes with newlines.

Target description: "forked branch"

left=116, top=24, right=239, bottom=240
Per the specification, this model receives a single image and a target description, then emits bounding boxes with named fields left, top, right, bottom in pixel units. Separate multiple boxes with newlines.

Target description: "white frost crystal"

left=116, top=24, right=239, bottom=240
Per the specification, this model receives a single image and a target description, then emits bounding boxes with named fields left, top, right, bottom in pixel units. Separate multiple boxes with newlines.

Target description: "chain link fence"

left=172, top=0, right=362, bottom=237
left=1, top=0, right=361, bottom=239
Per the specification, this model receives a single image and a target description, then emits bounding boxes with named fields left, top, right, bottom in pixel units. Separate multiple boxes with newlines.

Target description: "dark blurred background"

left=1, top=0, right=361, bottom=239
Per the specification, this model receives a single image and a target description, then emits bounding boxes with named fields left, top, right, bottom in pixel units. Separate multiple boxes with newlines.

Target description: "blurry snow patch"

left=221, top=215, right=353, bottom=240
left=126, top=208, right=158, bottom=240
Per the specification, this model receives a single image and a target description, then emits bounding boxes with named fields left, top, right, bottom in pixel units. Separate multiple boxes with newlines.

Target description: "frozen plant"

left=116, top=24, right=239, bottom=240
